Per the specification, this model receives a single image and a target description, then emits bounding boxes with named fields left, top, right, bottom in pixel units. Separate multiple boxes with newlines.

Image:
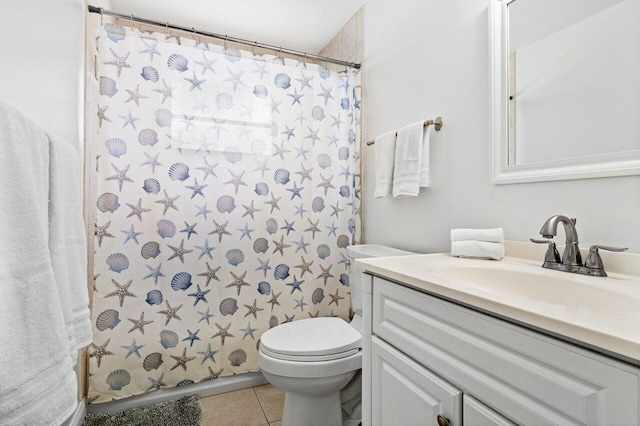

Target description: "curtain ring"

left=130, top=14, right=134, bottom=29
left=252, top=41, right=257, bottom=55
left=99, top=7, right=104, bottom=25
left=303, top=52, right=307, bottom=65
left=165, top=22, right=169, bottom=36
left=192, top=27, right=198, bottom=43
left=224, top=35, right=228, bottom=50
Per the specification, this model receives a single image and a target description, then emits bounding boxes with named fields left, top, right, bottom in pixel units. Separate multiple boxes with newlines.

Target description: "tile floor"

left=200, top=384, right=285, bottom=426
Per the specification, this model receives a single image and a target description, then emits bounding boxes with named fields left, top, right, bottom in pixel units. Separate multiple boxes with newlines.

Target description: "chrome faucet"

left=531, top=215, right=627, bottom=277
left=539, top=215, right=582, bottom=266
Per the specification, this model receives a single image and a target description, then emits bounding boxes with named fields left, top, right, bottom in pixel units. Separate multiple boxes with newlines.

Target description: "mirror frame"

left=490, top=0, right=640, bottom=184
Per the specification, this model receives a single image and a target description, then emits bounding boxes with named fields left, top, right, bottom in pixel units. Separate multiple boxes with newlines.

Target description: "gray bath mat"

left=84, top=395, right=201, bottom=426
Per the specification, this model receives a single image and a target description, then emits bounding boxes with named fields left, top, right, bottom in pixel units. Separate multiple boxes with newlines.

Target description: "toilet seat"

left=260, top=317, right=361, bottom=362
left=258, top=346, right=362, bottom=379
left=260, top=346, right=360, bottom=362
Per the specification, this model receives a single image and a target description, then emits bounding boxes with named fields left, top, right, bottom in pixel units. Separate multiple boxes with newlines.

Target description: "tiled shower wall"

left=318, top=7, right=364, bottom=67
left=318, top=6, right=365, bottom=234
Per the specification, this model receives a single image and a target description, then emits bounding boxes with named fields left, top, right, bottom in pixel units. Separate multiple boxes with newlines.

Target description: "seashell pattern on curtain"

left=88, top=24, right=361, bottom=402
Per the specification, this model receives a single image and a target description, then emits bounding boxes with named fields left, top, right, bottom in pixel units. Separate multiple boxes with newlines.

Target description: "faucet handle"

left=585, top=245, right=628, bottom=270
left=530, top=238, right=561, bottom=263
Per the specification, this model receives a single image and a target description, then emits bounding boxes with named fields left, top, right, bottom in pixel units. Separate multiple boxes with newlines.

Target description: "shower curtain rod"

left=87, top=5, right=361, bottom=69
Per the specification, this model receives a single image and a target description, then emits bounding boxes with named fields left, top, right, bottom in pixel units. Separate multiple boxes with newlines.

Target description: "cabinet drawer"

left=372, top=336, right=462, bottom=426
left=463, top=395, right=515, bottom=426
left=372, top=277, right=640, bottom=426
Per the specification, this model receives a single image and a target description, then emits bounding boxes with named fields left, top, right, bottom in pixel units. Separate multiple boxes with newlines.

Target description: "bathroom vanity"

left=357, top=246, right=640, bottom=425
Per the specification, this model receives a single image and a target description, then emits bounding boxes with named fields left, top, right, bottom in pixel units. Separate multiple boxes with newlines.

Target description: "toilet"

left=258, top=244, right=416, bottom=426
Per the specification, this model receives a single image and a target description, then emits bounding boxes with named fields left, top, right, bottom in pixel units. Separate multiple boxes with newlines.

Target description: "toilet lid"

left=260, top=317, right=361, bottom=359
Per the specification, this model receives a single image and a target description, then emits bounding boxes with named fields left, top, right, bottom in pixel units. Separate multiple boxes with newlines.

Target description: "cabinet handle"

left=436, top=414, right=450, bottom=426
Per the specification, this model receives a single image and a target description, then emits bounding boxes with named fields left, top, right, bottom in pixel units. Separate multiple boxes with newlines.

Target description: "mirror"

left=490, top=0, right=640, bottom=184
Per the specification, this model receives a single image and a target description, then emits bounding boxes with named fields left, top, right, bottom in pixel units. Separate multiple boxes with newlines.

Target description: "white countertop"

left=356, top=243, right=640, bottom=363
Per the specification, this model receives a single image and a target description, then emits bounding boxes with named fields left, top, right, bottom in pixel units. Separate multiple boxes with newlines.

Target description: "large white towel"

left=451, top=241, right=505, bottom=260
left=373, top=131, right=397, bottom=198
left=451, top=228, right=504, bottom=244
left=0, top=100, right=79, bottom=425
left=393, top=121, right=430, bottom=197
left=49, top=134, right=92, bottom=362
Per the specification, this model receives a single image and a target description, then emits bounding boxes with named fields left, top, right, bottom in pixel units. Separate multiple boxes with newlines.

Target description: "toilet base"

left=262, top=369, right=356, bottom=426
left=282, top=390, right=343, bottom=426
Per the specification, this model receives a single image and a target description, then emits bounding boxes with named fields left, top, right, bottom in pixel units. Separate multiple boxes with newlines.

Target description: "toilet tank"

left=347, top=244, right=416, bottom=317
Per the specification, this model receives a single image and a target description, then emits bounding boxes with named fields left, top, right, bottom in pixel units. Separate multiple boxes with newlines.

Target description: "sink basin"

left=434, top=264, right=638, bottom=313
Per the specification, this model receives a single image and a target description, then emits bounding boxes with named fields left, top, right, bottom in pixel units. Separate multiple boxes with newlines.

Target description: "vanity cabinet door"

left=463, top=395, right=515, bottom=426
left=371, top=336, right=462, bottom=426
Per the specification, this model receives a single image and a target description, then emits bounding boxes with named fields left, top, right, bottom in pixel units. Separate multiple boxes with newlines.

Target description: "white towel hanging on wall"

left=373, top=131, right=397, bottom=198
left=392, top=121, right=430, bottom=197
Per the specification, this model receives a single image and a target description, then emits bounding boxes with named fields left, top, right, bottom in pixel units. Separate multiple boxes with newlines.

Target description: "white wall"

left=362, top=0, right=640, bottom=254
left=0, top=0, right=85, bottom=149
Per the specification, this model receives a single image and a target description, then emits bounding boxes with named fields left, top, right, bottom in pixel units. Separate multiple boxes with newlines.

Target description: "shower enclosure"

left=87, top=22, right=361, bottom=402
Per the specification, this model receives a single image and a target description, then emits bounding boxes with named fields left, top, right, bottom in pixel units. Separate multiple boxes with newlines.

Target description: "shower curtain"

left=88, top=23, right=361, bottom=402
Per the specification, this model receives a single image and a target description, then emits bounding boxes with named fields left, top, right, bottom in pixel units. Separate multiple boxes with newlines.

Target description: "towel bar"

left=366, top=117, right=443, bottom=146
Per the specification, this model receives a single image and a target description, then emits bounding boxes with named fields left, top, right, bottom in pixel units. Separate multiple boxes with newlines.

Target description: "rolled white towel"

left=451, top=241, right=505, bottom=260
left=450, top=228, right=504, bottom=244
